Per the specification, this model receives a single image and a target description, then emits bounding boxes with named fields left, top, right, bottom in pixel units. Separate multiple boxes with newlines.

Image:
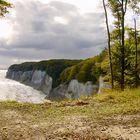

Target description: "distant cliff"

left=7, top=59, right=81, bottom=88
left=6, top=56, right=110, bottom=100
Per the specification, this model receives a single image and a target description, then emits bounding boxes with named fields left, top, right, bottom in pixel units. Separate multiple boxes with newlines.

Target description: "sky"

left=0, top=0, right=138, bottom=68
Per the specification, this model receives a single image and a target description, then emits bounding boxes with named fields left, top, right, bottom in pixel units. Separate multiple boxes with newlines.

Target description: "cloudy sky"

left=0, top=0, right=137, bottom=68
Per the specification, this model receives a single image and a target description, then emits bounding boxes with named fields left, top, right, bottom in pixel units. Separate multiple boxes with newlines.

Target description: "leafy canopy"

left=0, top=0, right=12, bottom=17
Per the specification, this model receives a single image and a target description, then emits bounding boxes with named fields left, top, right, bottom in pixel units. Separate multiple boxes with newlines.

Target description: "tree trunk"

left=134, top=18, right=138, bottom=87
left=121, top=13, right=125, bottom=91
left=102, top=0, right=114, bottom=89
left=120, top=0, right=127, bottom=91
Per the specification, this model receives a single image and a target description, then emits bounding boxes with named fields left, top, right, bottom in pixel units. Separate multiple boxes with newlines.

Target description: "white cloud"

left=0, top=0, right=106, bottom=68
left=54, top=17, right=68, bottom=25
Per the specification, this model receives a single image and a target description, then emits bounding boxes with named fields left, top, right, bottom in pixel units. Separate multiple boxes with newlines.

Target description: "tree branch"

left=124, top=0, right=128, bottom=14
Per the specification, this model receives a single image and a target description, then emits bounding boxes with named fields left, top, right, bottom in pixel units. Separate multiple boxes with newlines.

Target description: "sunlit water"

left=0, top=70, right=46, bottom=103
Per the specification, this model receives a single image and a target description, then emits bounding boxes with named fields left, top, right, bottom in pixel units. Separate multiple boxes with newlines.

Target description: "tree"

left=134, top=18, right=138, bottom=87
left=131, top=1, right=140, bottom=88
left=0, top=0, right=12, bottom=17
left=119, top=0, right=128, bottom=91
left=102, top=0, right=114, bottom=89
left=106, top=0, right=140, bottom=90
left=106, top=0, right=126, bottom=90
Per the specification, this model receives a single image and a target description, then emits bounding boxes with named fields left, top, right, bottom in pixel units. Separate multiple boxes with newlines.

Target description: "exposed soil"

left=0, top=109, right=139, bottom=140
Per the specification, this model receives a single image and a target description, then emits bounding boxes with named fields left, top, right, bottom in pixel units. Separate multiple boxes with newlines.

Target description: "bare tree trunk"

left=102, top=0, right=114, bottom=89
left=121, top=5, right=125, bottom=91
left=117, top=12, right=122, bottom=46
left=134, top=18, right=138, bottom=87
left=120, top=0, right=127, bottom=91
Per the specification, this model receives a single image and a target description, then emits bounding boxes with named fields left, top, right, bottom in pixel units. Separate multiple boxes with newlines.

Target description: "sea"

left=0, top=70, right=46, bottom=103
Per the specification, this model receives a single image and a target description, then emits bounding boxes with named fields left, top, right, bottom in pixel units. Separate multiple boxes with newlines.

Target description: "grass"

left=0, top=88, right=139, bottom=139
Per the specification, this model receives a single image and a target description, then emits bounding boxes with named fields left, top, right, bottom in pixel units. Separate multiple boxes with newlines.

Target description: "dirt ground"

left=0, top=109, right=139, bottom=140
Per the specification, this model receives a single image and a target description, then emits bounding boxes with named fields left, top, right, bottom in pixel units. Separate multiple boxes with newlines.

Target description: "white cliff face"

left=6, top=70, right=53, bottom=95
left=98, top=76, right=111, bottom=93
left=30, top=70, right=53, bottom=95
left=0, top=70, right=46, bottom=103
left=20, top=71, right=33, bottom=83
left=11, top=71, right=23, bottom=81
left=68, top=80, right=98, bottom=98
left=48, top=83, right=69, bottom=100
left=31, top=70, right=46, bottom=85
left=68, top=80, right=85, bottom=98
left=6, top=69, right=99, bottom=100
left=41, top=75, right=53, bottom=95
left=49, top=79, right=98, bottom=100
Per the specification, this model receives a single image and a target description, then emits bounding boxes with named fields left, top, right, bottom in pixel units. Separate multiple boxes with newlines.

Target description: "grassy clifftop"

left=0, top=88, right=139, bottom=139
left=8, top=59, right=82, bottom=88
left=9, top=59, right=82, bottom=72
left=60, top=49, right=108, bottom=84
left=8, top=49, right=109, bottom=88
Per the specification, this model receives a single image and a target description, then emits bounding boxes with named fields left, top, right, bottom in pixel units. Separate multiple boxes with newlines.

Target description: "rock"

left=48, top=83, right=69, bottom=100
left=6, top=69, right=99, bottom=100
left=13, top=71, right=23, bottom=81
left=98, top=76, right=111, bottom=93
left=41, top=74, right=53, bottom=95
left=68, top=80, right=98, bottom=98
left=85, top=82, right=98, bottom=95
left=49, top=80, right=98, bottom=100
left=68, top=80, right=85, bottom=98
left=31, top=70, right=46, bottom=89
left=6, top=69, right=12, bottom=78
left=20, top=71, right=33, bottom=83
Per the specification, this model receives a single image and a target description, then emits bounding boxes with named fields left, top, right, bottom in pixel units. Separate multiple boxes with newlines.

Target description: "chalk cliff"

left=6, top=59, right=110, bottom=100
left=6, top=69, right=98, bottom=100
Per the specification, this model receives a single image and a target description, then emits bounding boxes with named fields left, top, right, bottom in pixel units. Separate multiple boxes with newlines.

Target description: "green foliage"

left=9, top=62, right=36, bottom=72
left=60, top=49, right=107, bottom=84
left=106, top=0, right=140, bottom=90
left=0, top=0, right=12, bottom=17
left=9, top=59, right=81, bottom=88
left=9, top=35, right=140, bottom=89
left=108, top=27, right=140, bottom=88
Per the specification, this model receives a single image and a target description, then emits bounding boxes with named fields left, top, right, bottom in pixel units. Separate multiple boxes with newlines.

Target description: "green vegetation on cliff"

left=60, top=49, right=108, bottom=84
left=9, top=59, right=82, bottom=87
left=8, top=41, right=140, bottom=88
left=9, top=50, right=108, bottom=87
left=8, top=41, right=140, bottom=89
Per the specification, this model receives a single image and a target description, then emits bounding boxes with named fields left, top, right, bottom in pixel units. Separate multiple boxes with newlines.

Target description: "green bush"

left=60, top=49, right=107, bottom=84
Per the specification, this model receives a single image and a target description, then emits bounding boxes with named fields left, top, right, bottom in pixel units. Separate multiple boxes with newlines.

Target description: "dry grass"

left=0, top=88, right=139, bottom=139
